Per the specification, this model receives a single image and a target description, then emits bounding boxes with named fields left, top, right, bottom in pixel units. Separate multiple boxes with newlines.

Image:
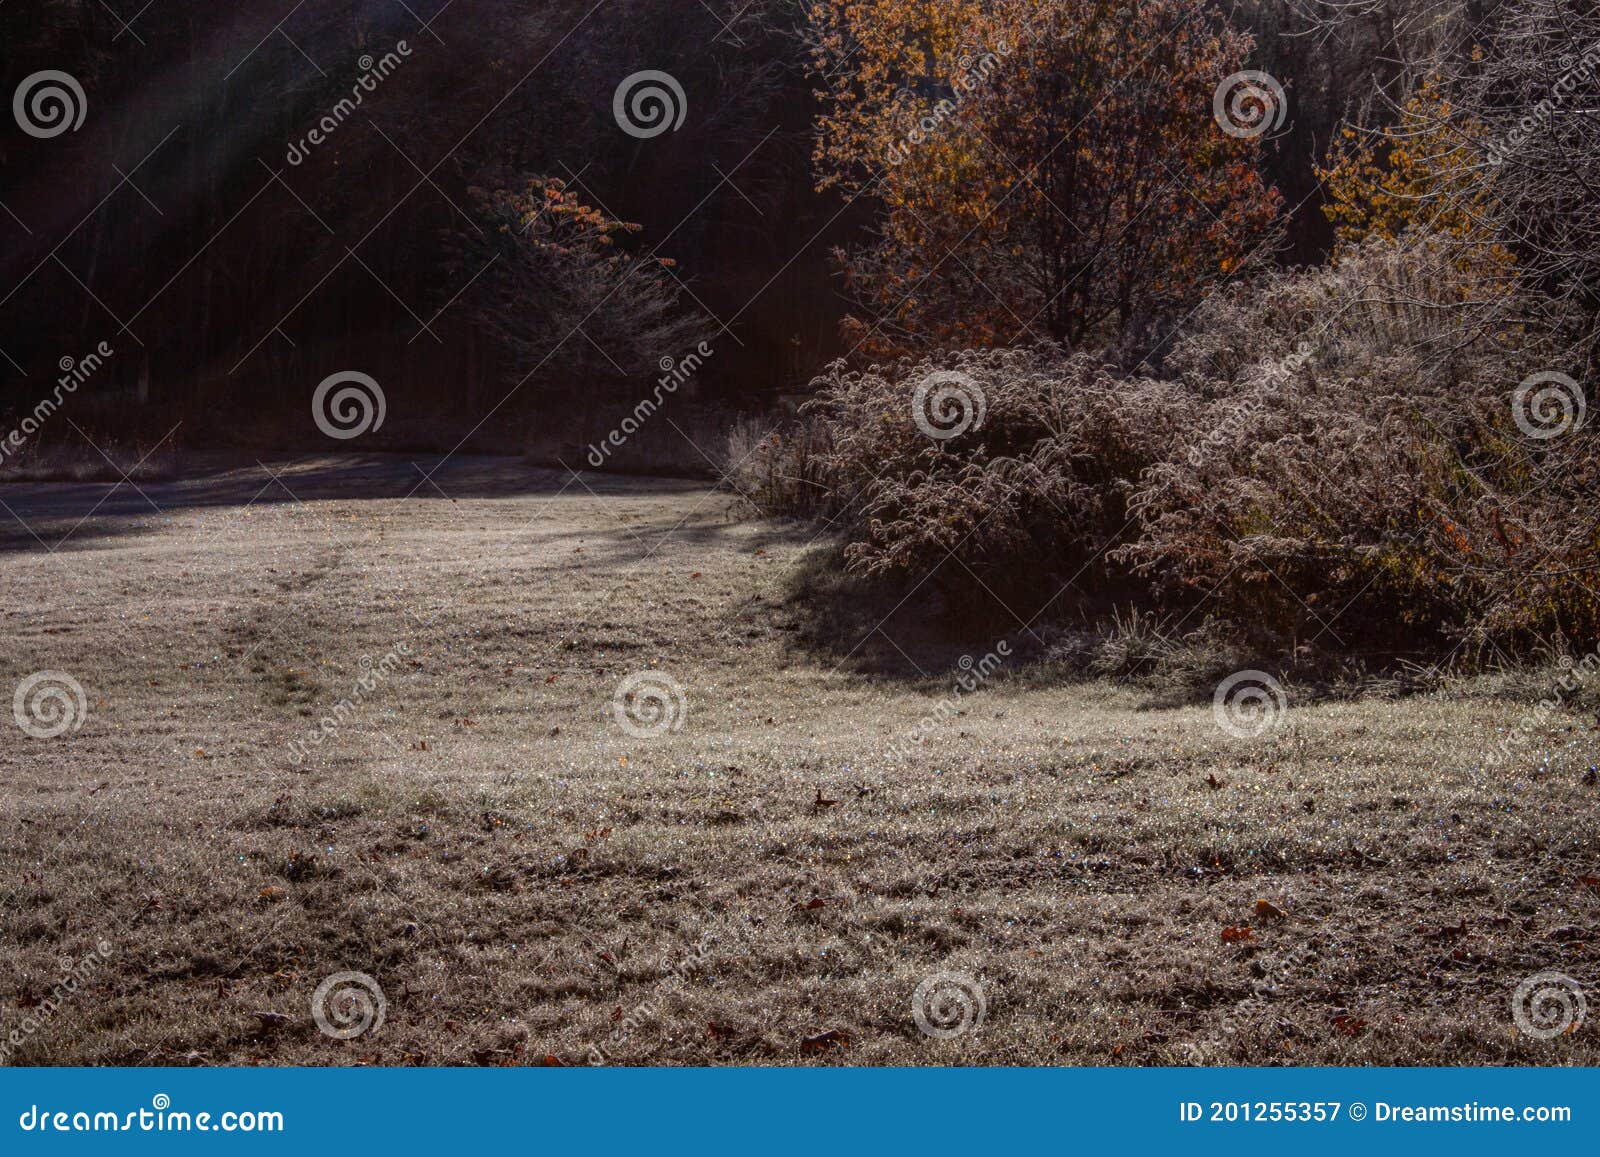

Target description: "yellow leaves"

left=1319, top=75, right=1507, bottom=262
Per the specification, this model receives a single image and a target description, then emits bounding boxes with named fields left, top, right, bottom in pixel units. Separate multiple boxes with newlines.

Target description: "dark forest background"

left=0, top=0, right=1447, bottom=453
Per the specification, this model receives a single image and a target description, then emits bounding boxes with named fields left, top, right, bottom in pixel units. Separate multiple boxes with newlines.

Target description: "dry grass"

left=1, top=454, right=1596, bottom=1067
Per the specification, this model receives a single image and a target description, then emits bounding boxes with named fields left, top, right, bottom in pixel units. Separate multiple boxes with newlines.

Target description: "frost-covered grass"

left=1, top=455, right=1596, bottom=1065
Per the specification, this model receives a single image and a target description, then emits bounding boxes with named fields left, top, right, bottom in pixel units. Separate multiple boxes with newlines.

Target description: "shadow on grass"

left=0, top=451, right=716, bottom=557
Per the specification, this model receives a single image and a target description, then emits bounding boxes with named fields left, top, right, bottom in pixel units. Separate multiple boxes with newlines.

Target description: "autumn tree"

left=1318, top=77, right=1507, bottom=254
left=446, top=177, right=710, bottom=426
left=808, top=0, right=1282, bottom=353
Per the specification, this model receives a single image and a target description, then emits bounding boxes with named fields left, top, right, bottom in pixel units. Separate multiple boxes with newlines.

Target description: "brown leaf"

left=1220, top=925, right=1254, bottom=943
left=538, top=1054, right=563, bottom=1066
left=1331, top=1015, right=1368, bottom=1037
left=258, top=886, right=288, bottom=903
left=1254, top=898, right=1287, bottom=920
left=1205, top=773, right=1224, bottom=791
left=800, top=1029, right=851, bottom=1054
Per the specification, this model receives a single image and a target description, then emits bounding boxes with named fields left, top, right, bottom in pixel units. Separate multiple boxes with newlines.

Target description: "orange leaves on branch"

left=806, top=0, right=1280, bottom=350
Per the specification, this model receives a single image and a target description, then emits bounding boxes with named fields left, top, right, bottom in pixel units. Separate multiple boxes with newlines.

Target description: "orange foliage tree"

left=808, top=0, right=1282, bottom=352
left=1317, top=76, right=1506, bottom=255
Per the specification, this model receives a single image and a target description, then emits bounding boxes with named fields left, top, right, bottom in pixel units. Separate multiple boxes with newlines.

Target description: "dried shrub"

left=795, top=235, right=1599, bottom=652
left=1122, top=233, right=1599, bottom=648
left=801, top=347, right=1184, bottom=606
left=719, top=415, right=834, bottom=518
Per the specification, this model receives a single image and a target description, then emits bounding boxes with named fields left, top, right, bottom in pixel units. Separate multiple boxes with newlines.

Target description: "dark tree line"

left=1, top=1, right=1589, bottom=454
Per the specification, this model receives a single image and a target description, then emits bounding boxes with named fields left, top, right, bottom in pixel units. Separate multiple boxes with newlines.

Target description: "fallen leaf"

left=1205, top=773, right=1224, bottom=791
left=258, top=886, right=287, bottom=903
left=1331, top=1015, right=1367, bottom=1037
left=800, top=1029, right=851, bottom=1054
left=1254, top=899, right=1287, bottom=920
left=1220, top=925, right=1254, bottom=943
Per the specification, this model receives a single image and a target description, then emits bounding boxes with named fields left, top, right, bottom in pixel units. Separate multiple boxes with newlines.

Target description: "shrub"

left=800, top=347, right=1184, bottom=607
left=717, top=414, right=835, bottom=518
left=793, top=234, right=1599, bottom=653
left=1121, top=232, right=1598, bottom=648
